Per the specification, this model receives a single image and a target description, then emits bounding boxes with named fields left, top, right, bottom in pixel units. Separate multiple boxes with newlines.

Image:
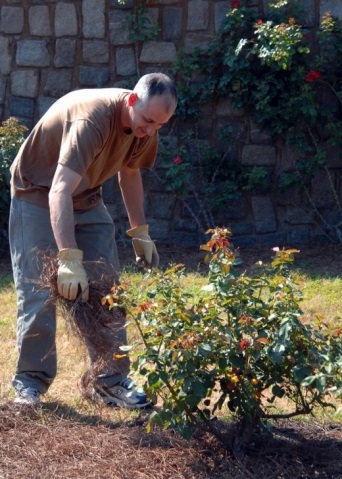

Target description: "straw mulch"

left=38, top=253, right=130, bottom=397
left=1, top=245, right=341, bottom=478
left=0, top=401, right=341, bottom=479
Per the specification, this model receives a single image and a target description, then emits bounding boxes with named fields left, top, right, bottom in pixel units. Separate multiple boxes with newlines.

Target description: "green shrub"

left=104, top=228, right=342, bottom=447
left=170, top=1, right=342, bottom=240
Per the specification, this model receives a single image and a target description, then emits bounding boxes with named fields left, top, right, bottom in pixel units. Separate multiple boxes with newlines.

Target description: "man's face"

left=129, top=94, right=175, bottom=138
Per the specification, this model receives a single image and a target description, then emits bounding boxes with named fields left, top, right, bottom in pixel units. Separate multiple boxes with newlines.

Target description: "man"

left=9, top=72, right=178, bottom=408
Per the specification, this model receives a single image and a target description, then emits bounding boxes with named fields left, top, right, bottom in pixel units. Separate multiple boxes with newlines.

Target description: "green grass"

left=296, top=274, right=342, bottom=330
left=0, top=263, right=341, bottom=423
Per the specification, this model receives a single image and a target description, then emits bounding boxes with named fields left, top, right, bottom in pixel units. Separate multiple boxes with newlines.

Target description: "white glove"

left=57, top=248, right=89, bottom=301
left=126, top=224, right=159, bottom=269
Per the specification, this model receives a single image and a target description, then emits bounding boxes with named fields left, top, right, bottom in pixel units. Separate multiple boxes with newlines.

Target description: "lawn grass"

left=0, top=259, right=341, bottom=420
left=299, top=274, right=342, bottom=326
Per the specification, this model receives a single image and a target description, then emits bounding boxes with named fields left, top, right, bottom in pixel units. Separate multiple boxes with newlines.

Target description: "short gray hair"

left=134, top=73, right=177, bottom=112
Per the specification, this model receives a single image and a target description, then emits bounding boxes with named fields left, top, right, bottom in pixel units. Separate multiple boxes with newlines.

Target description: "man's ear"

left=128, top=92, right=138, bottom=106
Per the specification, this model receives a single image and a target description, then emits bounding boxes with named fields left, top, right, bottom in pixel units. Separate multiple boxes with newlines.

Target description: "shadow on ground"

left=0, top=401, right=341, bottom=479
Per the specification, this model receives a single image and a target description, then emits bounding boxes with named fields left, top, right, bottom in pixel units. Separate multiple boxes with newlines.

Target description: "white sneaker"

left=14, top=387, right=41, bottom=407
left=94, top=377, right=152, bottom=409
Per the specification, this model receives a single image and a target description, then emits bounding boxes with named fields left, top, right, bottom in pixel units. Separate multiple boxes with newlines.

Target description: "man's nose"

left=146, top=125, right=156, bottom=136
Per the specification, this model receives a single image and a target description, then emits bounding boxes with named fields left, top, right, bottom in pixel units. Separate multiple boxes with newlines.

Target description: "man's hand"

left=127, top=225, right=159, bottom=269
left=57, top=248, right=89, bottom=301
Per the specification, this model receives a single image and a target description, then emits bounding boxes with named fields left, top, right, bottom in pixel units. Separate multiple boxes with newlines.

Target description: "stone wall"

left=1, top=0, right=342, bottom=247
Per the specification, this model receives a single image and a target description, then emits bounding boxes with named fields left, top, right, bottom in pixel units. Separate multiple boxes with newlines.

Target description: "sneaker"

left=94, top=377, right=152, bottom=410
left=14, top=387, right=41, bottom=407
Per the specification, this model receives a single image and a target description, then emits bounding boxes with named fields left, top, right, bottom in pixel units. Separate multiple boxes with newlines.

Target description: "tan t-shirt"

left=10, top=88, right=158, bottom=211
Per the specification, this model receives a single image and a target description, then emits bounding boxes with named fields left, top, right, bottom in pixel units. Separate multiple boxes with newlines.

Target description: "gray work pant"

left=9, top=197, right=122, bottom=394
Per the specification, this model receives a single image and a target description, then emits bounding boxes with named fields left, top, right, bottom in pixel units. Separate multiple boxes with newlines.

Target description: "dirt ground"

left=1, top=242, right=342, bottom=479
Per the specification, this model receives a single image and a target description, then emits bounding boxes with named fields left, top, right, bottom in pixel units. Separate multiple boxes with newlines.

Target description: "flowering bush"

left=174, top=0, right=332, bottom=136
left=170, top=0, right=342, bottom=241
left=105, top=228, right=342, bottom=447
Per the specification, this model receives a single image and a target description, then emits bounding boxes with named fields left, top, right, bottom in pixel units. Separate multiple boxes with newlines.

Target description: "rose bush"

left=104, top=227, right=342, bottom=447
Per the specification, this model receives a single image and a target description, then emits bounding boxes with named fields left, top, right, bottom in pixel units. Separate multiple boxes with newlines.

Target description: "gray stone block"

left=296, top=0, right=317, bottom=27
left=181, top=196, right=202, bottom=218
left=215, top=1, right=229, bottom=33
left=10, top=96, right=35, bottom=119
left=109, top=11, right=132, bottom=45
left=55, top=3, right=78, bottom=37
left=324, top=146, right=342, bottom=169
left=38, top=97, right=57, bottom=118
left=322, top=209, right=342, bottom=228
left=174, top=218, right=198, bottom=233
left=310, top=170, right=336, bottom=209
left=149, top=168, right=166, bottom=191
left=29, top=6, right=52, bottom=36
left=279, top=146, right=300, bottom=172
left=277, top=179, right=304, bottom=206
left=16, top=40, right=50, bottom=67
left=250, top=119, right=272, bottom=145
left=44, top=70, right=72, bottom=97
left=145, top=8, right=159, bottom=30
left=216, top=98, right=244, bottom=117
left=140, top=41, right=177, bottom=63
left=10, top=70, right=39, bottom=98
left=187, top=0, right=209, bottom=31
left=0, top=78, right=6, bottom=104
left=0, top=37, right=11, bottom=75
left=0, top=6, right=24, bottom=34
left=251, top=196, right=277, bottom=233
left=54, top=39, right=76, bottom=68
left=82, top=0, right=105, bottom=38
left=224, top=196, right=248, bottom=220
left=151, top=194, right=176, bottom=219
left=116, top=47, right=136, bottom=76
left=163, top=7, right=183, bottom=40
left=184, top=32, right=214, bottom=53
left=241, top=145, right=276, bottom=166
left=83, top=41, right=109, bottom=64
left=79, top=66, right=110, bottom=87
left=148, top=219, right=170, bottom=241
left=285, top=207, right=314, bottom=225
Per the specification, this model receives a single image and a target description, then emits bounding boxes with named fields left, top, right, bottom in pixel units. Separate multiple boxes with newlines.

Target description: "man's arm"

left=118, top=165, right=159, bottom=268
left=118, top=165, right=146, bottom=228
left=49, top=163, right=82, bottom=251
left=49, top=163, right=89, bottom=301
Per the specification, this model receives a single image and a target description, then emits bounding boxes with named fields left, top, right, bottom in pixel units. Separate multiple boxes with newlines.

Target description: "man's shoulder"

left=57, top=88, right=131, bottom=107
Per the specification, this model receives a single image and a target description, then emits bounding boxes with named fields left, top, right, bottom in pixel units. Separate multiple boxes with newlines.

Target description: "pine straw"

left=0, top=402, right=341, bottom=479
left=39, top=253, right=128, bottom=394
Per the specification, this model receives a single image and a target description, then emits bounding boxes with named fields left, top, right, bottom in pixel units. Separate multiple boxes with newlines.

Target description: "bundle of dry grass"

left=38, top=253, right=128, bottom=397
